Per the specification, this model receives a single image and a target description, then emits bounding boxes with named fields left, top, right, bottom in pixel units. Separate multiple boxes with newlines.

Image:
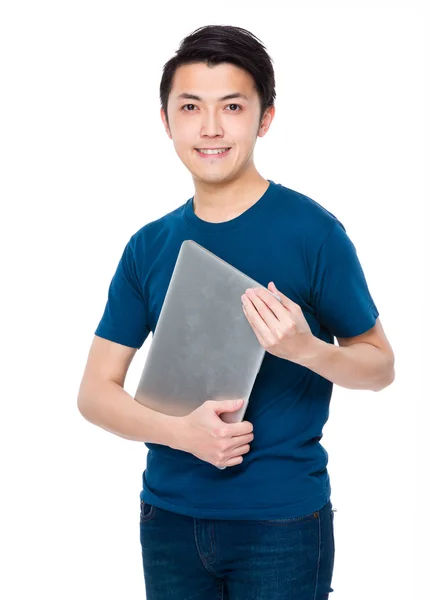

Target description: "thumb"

left=268, top=281, right=295, bottom=310
left=212, top=398, right=243, bottom=414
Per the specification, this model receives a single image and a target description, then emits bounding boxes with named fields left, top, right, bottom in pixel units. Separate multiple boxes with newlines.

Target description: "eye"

left=180, top=103, right=243, bottom=112
left=226, top=104, right=242, bottom=112
left=181, top=104, right=196, bottom=111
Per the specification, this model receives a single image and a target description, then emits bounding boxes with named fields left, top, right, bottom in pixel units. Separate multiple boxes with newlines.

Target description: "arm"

left=77, top=336, right=252, bottom=468
left=77, top=335, right=182, bottom=447
left=242, top=285, right=395, bottom=392
left=296, top=319, right=395, bottom=392
left=79, top=378, right=182, bottom=445
left=242, top=217, right=394, bottom=393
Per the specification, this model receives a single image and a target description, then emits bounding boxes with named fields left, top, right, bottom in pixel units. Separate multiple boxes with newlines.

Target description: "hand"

left=175, top=399, right=254, bottom=469
left=241, top=281, right=316, bottom=363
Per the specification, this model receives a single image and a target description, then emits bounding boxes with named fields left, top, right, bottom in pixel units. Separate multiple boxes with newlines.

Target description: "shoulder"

left=272, top=181, right=345, bottom=245
left=127, top=201, right=187, bottom=254
left=133, top=202, right=185, bottom=239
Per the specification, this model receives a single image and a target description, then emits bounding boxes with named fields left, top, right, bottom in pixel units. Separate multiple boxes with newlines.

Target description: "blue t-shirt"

left=94, top=179, right=379, bottom=520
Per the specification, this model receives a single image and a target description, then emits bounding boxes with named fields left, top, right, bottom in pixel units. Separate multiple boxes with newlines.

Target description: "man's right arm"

left=77, top=335, right=254, bottom=469
left=77, top=335, right=183, bottom=449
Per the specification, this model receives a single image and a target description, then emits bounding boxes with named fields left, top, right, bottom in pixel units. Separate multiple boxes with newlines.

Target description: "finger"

left=242, top=295, right=274, bottom=345
left=268, top=282, right=297, bottom=312
left=243, top=306, right=267, bottom=348
left=244, top=289, right=281, bottom=330
left=252, top=287, right=288, bottom=321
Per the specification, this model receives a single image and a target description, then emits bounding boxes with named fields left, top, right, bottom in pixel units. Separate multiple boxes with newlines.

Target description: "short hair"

left=160, top=25, right=276, bottom=127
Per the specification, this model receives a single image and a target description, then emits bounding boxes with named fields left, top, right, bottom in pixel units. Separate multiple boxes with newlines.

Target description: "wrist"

left=293, top=335, right=328, bottom=368
left=165, top=414, right=189, bottom=452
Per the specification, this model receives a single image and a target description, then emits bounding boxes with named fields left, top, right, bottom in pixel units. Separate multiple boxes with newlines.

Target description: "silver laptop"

left=134, top=240, right=281, bottom=427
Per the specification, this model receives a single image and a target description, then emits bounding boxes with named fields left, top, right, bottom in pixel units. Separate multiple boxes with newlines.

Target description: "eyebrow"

left=176, top=92, right=249, bottom=102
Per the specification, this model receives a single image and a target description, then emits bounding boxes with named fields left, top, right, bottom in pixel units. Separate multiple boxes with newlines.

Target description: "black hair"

left=160, top=25, right=276, bottom=128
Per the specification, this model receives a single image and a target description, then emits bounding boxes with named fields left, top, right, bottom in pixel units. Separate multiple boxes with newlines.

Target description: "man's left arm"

left=241, top=284, right=395, bottom=393
left=296, top=318, right=395, bottom=392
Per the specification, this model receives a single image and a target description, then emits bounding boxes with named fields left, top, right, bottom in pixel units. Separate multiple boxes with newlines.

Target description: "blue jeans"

left=139, top=498, right=335, bottom=599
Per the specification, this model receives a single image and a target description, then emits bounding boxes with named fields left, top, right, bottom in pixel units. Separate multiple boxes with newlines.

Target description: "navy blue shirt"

left=94, top=179, right=379, bottom=519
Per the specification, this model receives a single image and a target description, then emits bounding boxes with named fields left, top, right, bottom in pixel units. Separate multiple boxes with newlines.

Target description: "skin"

left=160, top=61, right=275, bottom=223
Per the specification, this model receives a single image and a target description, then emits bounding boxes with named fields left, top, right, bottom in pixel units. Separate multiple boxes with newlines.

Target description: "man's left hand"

left=241, top=281, right=317, bottom=363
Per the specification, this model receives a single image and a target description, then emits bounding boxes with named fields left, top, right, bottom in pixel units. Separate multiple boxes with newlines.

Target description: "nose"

left=200, top=108, right=223, bottom=138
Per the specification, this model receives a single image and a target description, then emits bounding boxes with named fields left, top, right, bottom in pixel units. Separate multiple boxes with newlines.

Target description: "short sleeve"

left=311, top=222, right=379, bottom=338
left=94, top=236, right=150, bottom=349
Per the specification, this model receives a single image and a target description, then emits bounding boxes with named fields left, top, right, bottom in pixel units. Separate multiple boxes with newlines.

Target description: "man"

left=78, top=25, right=395, bottom=600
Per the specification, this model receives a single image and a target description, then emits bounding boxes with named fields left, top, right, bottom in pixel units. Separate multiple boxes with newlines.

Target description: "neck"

left=192, top=169, right=269, bottom=223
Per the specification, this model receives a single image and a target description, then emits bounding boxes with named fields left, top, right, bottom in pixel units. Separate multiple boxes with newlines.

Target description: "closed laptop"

left=133, top=239, right=280, bottom=425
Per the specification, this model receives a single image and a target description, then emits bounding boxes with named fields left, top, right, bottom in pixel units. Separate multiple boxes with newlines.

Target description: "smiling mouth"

left=194, top=147, right=232, bottom=158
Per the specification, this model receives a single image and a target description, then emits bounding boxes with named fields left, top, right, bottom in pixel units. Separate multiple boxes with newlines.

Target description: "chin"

left=193, top=173, right=226, bottom=184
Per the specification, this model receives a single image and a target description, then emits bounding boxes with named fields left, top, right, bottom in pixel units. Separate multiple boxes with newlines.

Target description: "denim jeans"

left=139, top=498, right=335, bottom=599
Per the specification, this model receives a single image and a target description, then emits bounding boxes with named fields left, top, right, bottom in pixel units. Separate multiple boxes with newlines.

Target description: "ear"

left=160, top=107, right=172, bottom=139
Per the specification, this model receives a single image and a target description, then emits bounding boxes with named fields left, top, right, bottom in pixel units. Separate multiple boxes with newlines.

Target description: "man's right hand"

left=173, top=399, right=254, bottom=468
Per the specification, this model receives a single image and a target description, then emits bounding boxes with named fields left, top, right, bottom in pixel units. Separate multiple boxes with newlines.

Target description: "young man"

left=78, top=25, right=395, bottom=600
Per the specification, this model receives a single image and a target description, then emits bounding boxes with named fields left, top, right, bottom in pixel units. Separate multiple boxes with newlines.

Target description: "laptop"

left=133, top=240, right=281, bottom=428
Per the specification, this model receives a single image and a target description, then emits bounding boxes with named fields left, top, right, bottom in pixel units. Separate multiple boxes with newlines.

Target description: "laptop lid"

left=134, top=239, right=281, bottom=425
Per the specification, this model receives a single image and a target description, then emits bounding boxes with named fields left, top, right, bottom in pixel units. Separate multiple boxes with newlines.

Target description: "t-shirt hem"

left=139, top=485, right=331, bottom=521
left=94, top=325, right=142, bottom=349
left=332, top=302, right=379, bottom=338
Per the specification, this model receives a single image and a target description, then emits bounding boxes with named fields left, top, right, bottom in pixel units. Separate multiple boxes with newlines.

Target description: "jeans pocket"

left=140, top=500, right=155, bottom=524
left=256, top=508, right=320, bottom=526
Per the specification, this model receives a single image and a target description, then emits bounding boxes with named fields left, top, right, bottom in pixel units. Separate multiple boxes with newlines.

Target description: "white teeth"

left=196, top=148, right=230, bottom=155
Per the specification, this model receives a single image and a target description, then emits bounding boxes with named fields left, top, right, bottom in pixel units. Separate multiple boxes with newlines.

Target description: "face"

left=161, top=62, right=274, bottom=184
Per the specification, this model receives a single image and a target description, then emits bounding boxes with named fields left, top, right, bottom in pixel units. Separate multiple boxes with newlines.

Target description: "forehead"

left=170, top=62, right=257, bottom=100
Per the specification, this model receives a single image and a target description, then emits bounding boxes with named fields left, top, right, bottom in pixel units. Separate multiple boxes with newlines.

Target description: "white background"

left=1, top=1, right=427, bottom=599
